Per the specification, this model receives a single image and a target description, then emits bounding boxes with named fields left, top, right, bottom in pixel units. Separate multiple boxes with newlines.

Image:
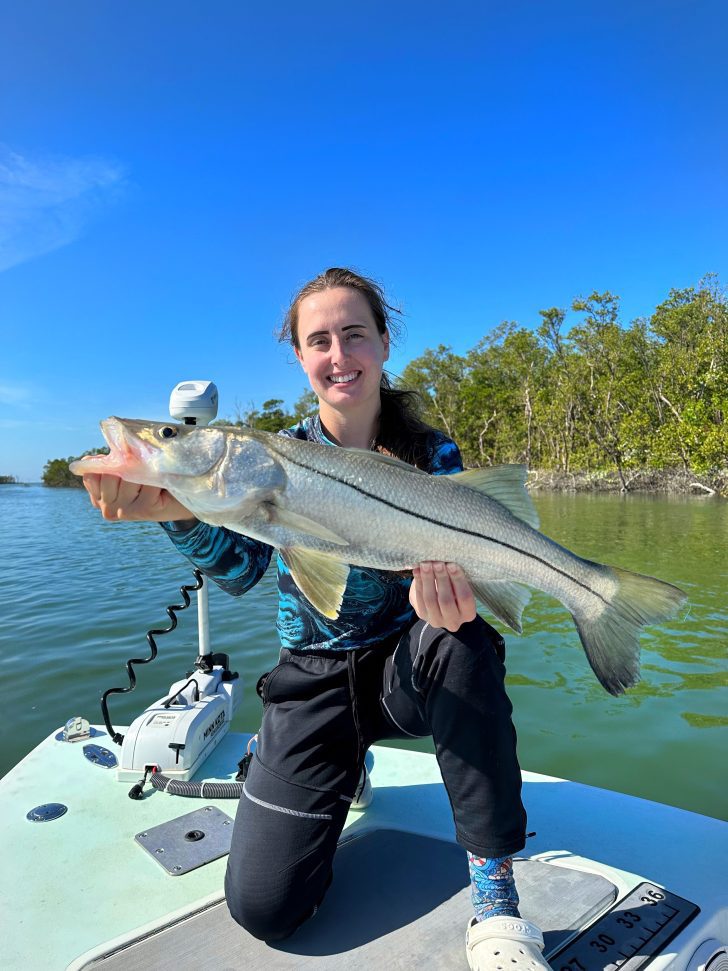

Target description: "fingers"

left=421, top=562, right=447, bottom=626
left=99, top=474, right=121, bottom=508
left=82, top=473, right=102, bottom=506
left=446, top=563, right=477, bottom=622
left=82, top=472, right=195, bottom=523
left=116, top=478, right=144, bottom=514
left=410, top=562, right=477, bottom=632
left=81, top=472, right=117, bottom=513
left=87, top=474, right=141, bottom=520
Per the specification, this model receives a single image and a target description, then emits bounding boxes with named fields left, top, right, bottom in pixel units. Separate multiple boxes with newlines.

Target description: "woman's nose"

left=330, top=336, right=350, bottom=363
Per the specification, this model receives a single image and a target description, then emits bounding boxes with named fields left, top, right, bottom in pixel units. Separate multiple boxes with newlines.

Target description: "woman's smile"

left=328, top=370, right=361, bottom=384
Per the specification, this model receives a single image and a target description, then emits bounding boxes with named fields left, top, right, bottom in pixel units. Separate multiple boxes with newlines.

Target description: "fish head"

left=70, top=417, right=227, bottom=489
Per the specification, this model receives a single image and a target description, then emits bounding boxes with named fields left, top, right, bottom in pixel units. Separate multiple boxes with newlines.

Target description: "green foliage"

left=245, top=399, right=294, bottom=433
left=401, top=276, right=726, bottom=488
left=291, top=389, right=319, bottom=422
left=213, top=389, right=316, bottom=433
left=0, top=475, right=17, bottom=484
left=644, top=275, right=727, bottom=473
left=42, top=448, right=110, bottom=488
left=400, top=345, right=466, bottom=440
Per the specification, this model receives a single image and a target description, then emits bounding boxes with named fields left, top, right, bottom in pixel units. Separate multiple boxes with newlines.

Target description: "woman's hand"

left=409, top=561, right=477, bottom=632
left=81, top=472, right=196, bottom=524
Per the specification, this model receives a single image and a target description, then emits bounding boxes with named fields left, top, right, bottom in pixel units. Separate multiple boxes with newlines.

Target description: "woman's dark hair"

left=280, top=267, right=433, bottom=468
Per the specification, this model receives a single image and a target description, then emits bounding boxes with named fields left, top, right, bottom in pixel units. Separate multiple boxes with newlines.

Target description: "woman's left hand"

left=409, top=561, right=477, bottom=632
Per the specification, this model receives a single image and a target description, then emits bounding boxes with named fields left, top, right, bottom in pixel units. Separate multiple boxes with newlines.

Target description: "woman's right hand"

left=82, top=473, right=196, bottom=524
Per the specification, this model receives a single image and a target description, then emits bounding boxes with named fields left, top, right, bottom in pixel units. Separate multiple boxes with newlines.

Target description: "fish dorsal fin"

left=451, top=465, right=539, bottom=528
left=470, top=579, right=532, bottom=633
left=280, top=547, right=350, bottom=619
left=267, top=506, right=349, bottom=546
left=344, top=448, right=428, bottom=474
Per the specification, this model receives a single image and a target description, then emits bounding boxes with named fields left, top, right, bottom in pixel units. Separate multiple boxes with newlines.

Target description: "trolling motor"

left=100, top=382, right=245, bottom=792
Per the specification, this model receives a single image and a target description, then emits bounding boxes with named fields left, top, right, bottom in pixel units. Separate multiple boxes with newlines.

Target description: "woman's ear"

left=294, top=345, right=307, bottom=372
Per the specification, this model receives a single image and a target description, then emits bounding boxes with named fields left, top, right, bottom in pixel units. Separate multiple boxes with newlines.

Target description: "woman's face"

left=295, top=287, right=389, bottom=414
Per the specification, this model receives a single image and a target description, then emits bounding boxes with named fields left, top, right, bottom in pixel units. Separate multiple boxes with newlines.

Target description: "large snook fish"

left=71, top=418, right=687, bottom=696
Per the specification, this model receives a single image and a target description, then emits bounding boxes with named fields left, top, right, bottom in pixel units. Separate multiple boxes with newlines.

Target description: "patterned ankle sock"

left=467, top=852, right=520, bottom=922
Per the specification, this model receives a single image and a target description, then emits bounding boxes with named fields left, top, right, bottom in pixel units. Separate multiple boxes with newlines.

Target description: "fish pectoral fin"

left=266, top=506, right=349, bottom=546
left=280, top=547, right=349, bottom=619
left=450, top=465, right=539, bottom=529
left=470, top=578, right=531, bottom=633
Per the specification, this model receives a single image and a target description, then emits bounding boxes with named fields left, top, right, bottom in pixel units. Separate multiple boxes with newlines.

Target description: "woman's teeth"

left=329, top=372, right=359, bottom=384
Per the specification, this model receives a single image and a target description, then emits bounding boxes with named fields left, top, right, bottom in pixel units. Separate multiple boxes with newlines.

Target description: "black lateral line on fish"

left=265, top=440, right=608, bottom=607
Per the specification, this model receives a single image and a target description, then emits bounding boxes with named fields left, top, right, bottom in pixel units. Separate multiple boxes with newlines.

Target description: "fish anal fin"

left=280, top=547, right=349, bottom=619
left=451, top=465, right=539, bottom=529
left=470, top=578, right=531, bottom=634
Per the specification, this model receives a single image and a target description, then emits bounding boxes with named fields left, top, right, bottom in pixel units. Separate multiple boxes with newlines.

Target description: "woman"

left=82, top=268, right=550, bottom=971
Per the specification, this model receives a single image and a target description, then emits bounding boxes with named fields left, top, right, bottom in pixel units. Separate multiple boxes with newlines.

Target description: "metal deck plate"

left=135, top=806, right=234, bottom=876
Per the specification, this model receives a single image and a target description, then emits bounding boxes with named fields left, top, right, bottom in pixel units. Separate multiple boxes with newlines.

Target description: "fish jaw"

left=70, top=419, right=279, bottom=519
left=69, top=417, right=227, bottom=491
left=69, top=418, right=158, bottom=482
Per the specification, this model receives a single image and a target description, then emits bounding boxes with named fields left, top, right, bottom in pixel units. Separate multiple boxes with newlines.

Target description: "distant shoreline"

left=526, top=468, right=726, bottom=498
left=21, top=467, right=728, bottom=498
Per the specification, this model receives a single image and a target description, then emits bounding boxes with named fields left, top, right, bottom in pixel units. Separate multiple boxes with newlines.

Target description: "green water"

left=1, top=485, right=726, bottom=820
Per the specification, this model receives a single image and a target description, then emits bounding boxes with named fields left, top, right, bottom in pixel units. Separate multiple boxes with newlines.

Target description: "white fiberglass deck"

left=1, top=727, right=726, bottom=970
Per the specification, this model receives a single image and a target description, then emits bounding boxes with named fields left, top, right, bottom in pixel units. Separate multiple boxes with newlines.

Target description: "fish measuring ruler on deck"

left=549, top=882, right=699, bottom=971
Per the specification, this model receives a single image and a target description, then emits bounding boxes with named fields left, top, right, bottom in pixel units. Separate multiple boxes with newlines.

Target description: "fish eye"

left=158, top=426, right=178, bottom=440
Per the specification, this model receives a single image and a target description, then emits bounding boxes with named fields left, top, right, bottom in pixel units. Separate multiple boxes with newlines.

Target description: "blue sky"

left=1, top=0, right=726, bottom=481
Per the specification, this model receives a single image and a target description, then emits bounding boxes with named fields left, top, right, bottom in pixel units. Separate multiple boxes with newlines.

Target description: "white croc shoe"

left=466, top=915, right=552, bottom=971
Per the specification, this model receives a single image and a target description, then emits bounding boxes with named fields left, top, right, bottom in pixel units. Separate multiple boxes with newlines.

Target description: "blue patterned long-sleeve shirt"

left=161, top=415, right=463, bottom=651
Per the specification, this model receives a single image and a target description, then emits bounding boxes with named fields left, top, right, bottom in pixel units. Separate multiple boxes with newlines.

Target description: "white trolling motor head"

left=169, top=380, right=219, bottom=427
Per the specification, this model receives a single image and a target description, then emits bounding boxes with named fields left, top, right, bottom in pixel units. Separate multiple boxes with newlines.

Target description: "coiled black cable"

left=101, top=570, right=204, bottom=745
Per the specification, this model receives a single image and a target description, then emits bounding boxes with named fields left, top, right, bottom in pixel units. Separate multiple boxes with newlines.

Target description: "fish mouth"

left=327, top=370, right=361, bottom=385
left=97, top=417, right=155, bottom=471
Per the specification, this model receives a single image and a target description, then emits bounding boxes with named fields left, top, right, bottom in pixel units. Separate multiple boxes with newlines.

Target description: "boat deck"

left=1, top=728, right=726, bottom=970
left=81, top=833, right=617, bottom=970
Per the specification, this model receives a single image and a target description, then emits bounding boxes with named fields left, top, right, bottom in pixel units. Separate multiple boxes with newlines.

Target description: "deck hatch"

left=26, top=802, right=68, bottom=822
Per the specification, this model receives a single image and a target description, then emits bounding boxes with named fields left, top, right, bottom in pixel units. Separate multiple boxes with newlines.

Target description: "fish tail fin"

left=574, top=566, right=687, bottom=696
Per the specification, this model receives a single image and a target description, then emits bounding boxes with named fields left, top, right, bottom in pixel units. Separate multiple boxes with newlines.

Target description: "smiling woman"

left=279, top=267, right=435, bottom=469
left=74, top=267, right=550, bottom=971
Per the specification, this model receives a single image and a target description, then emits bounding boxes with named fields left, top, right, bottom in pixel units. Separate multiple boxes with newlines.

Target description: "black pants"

left=224, top=617, right=526, bottom=941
